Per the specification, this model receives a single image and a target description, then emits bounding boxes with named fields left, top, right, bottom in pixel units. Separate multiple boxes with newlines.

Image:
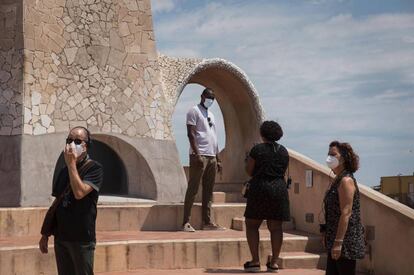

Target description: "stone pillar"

left=0, top=0, right=187, bottom=206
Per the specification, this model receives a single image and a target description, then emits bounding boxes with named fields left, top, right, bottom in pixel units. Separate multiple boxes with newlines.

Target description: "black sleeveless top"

left=324, top=171, right=365, bottom=260
left=250, top=142, right=289, bottom=181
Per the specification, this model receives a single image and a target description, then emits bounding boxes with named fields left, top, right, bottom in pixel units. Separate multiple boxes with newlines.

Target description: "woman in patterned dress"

left=243, top=121, right=290, bottom=273
left=323, top=141, right=365, bottom=275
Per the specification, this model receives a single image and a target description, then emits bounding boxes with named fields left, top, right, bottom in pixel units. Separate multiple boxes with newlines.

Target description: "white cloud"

left=374, top=89, right=413, bottom=100
left=151, top=0, right=177, bottom=14
left=153, top=1, right=414, bottom=185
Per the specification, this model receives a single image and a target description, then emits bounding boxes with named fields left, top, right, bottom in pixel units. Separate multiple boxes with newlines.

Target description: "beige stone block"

left=195, top=241, right=220, bottom=268
left=40, top=114, right=52, bottom=128
left=46, top=104, right=55, bottom=115
left=118, top=208, right=139, bottom=231
left=69, top=120, right=87, bottom=128
left=218, top=241, right=242, bottom=267
left=102, top=122, right=111, bottom=132
left=39, top=104, right=47, bottom=115
left=123, top=0, right=139, bottom=11
left=44, top=23, right=63, bottom=35
left=109, top=29, right=125, bottom=51
left=74, top=103, right=83, bottom=115
left=96, top=208, right=121, bottom=231
left=94, top=246, right=107, bottom=273
left=111, top=123, right=122, bottom=133
left=32, top=114, right=39, bottom=123
left=52, top=7, right=64, bottom=17
left=33, top=123, right=47, bottom=135
left=135, top=116, right=150, bottom=135
left=47, top=38, right=63, bottom=54
left=123, top=87, right=133, bottom=97
left=171, top=242, right=197, bottom=268
left=67, top=96, right=77, bottom=108
left=106, top=245, right=128, bottom=272
left=107, top=49, right=126, bottom=70
left=79, top=107, right=94, bottom=120
left=47, top=72, right=58, bottom=84
left=46, top=30, right=66, bottom=49
left=74, top=47, right=90, bottom=68
left=54, top=119, right=69, bottom=132
left=34, top=34, right=47, bottom=50
left=124, top=53, right=147, bottom=65
left=127, top=243, right=150, bottom=269
left=119, top=22, right=130, bottom=37
left=87, top=46, right=110, bottom=67
left=81, top=98, right=90, bottom=108
left=113, top=111, right=131, bottom=131
left=23, top=124, right=33, bottom=134
left=87, top=116, right=97, bottom=126
left=98, top=103, right=106, bottom=112
left=64, top=47, right=78, bottom=66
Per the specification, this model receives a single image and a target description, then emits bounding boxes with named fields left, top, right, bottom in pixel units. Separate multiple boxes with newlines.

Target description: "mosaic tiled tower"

left=0, top=0, right=264, bottom=206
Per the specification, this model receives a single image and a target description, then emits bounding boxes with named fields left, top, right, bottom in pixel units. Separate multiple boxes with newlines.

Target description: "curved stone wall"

left=159, top=55, right=265, bottom=183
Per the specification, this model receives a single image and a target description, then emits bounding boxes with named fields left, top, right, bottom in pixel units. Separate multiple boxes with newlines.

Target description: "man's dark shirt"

left=52, top=156, right=103, bottom=242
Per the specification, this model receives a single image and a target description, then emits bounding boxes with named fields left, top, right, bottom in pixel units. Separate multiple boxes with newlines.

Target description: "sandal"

left=243, top=261, right=260, bottom=273
left=266, top=262, right=279, bottom=273
left=266, top=257, right=279, bottom=273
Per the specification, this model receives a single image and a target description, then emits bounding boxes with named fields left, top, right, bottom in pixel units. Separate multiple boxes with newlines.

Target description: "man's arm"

left=64, top=145, right=93, bottom=200
left=67, top=164, right=94, bottom=200
left=187, top=124, right=199, bottom=155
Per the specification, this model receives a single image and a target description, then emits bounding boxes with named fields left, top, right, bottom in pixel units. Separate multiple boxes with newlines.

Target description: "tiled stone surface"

left=1, top=0, right=171, bottom=140
left=1, top=0, right=264, bottom=141
left=0, top=2, right=24, bottom=135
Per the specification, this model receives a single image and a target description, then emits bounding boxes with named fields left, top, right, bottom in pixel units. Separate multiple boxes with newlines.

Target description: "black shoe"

left=243, top=261, right=260, bottom=273
left=266, top=261, right=279, bottom=273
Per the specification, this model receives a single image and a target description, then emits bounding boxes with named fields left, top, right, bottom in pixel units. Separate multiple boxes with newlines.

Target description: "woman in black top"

left=323, top=141, right=365, bottom=275
left=243, top=121, right=290, bottom=273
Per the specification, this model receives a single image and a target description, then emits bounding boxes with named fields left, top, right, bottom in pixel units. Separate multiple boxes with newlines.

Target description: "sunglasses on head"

left=66, top=138, right=84, bottom=145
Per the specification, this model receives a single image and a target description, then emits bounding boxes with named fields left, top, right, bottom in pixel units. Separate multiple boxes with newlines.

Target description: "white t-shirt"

left=186, top=104, right=219, bottom=156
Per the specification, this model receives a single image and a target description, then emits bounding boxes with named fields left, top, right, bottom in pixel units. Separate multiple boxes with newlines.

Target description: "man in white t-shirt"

left=182, top=88, right=224, bottom=232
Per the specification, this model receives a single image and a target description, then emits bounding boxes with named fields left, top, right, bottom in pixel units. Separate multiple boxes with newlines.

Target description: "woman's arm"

left=332, top=176, right=356, bottom=259
left=245, top=156, right=255, bottom=176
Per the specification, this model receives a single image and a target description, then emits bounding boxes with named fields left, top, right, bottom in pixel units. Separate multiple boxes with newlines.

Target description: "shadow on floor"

left=204, top=269, right=266, bottom=274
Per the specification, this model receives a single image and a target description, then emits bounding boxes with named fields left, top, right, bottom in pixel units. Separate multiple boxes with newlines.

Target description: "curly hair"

left=260, top=121, right=283, bottom=142
left=329, top=141, right=359, bottom=173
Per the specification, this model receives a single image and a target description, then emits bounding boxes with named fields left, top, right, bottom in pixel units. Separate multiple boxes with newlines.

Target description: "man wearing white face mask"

left=39, top=126, right=103, bottom=275
left=182, top=88, right=224, bottom=232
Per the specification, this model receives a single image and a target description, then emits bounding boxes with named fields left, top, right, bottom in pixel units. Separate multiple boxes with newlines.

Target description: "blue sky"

left=151, top=0, right=414, bottom=186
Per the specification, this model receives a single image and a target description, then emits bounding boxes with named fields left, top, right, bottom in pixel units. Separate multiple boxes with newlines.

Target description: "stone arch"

left=53, top=134, right=157, bottom=200
left=92, top=134, right=157, bottom=200
left=161, top=56, right=265, bottom=183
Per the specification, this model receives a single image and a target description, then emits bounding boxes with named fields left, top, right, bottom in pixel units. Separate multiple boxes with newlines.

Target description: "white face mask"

left=326, top=155, right=339, bottom=169
left=70, top=141, right=84, bottom=157
left=204, top=98, right=214, bottom=108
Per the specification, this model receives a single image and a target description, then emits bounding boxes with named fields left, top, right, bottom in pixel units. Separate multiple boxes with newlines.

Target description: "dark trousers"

left=54, top=239, right=96, bottom=275
left=326, top=253, right=356, bottom=275
left=183, top=155, right=217, bottom=225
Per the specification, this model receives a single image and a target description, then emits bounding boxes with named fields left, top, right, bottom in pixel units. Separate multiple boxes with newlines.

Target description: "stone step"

left=96, top=268, right=326, bottom=275
left=231, top=217, right=296, bottom=231
left=195, top=191, right=246, bottom=203
left=0, top=203, right=248, bottom=237
left=0, top=230, right=325, bottom=274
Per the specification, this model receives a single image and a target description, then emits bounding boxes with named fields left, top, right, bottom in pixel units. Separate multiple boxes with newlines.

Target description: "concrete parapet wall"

left=287, top=148, right=414, bottom=275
